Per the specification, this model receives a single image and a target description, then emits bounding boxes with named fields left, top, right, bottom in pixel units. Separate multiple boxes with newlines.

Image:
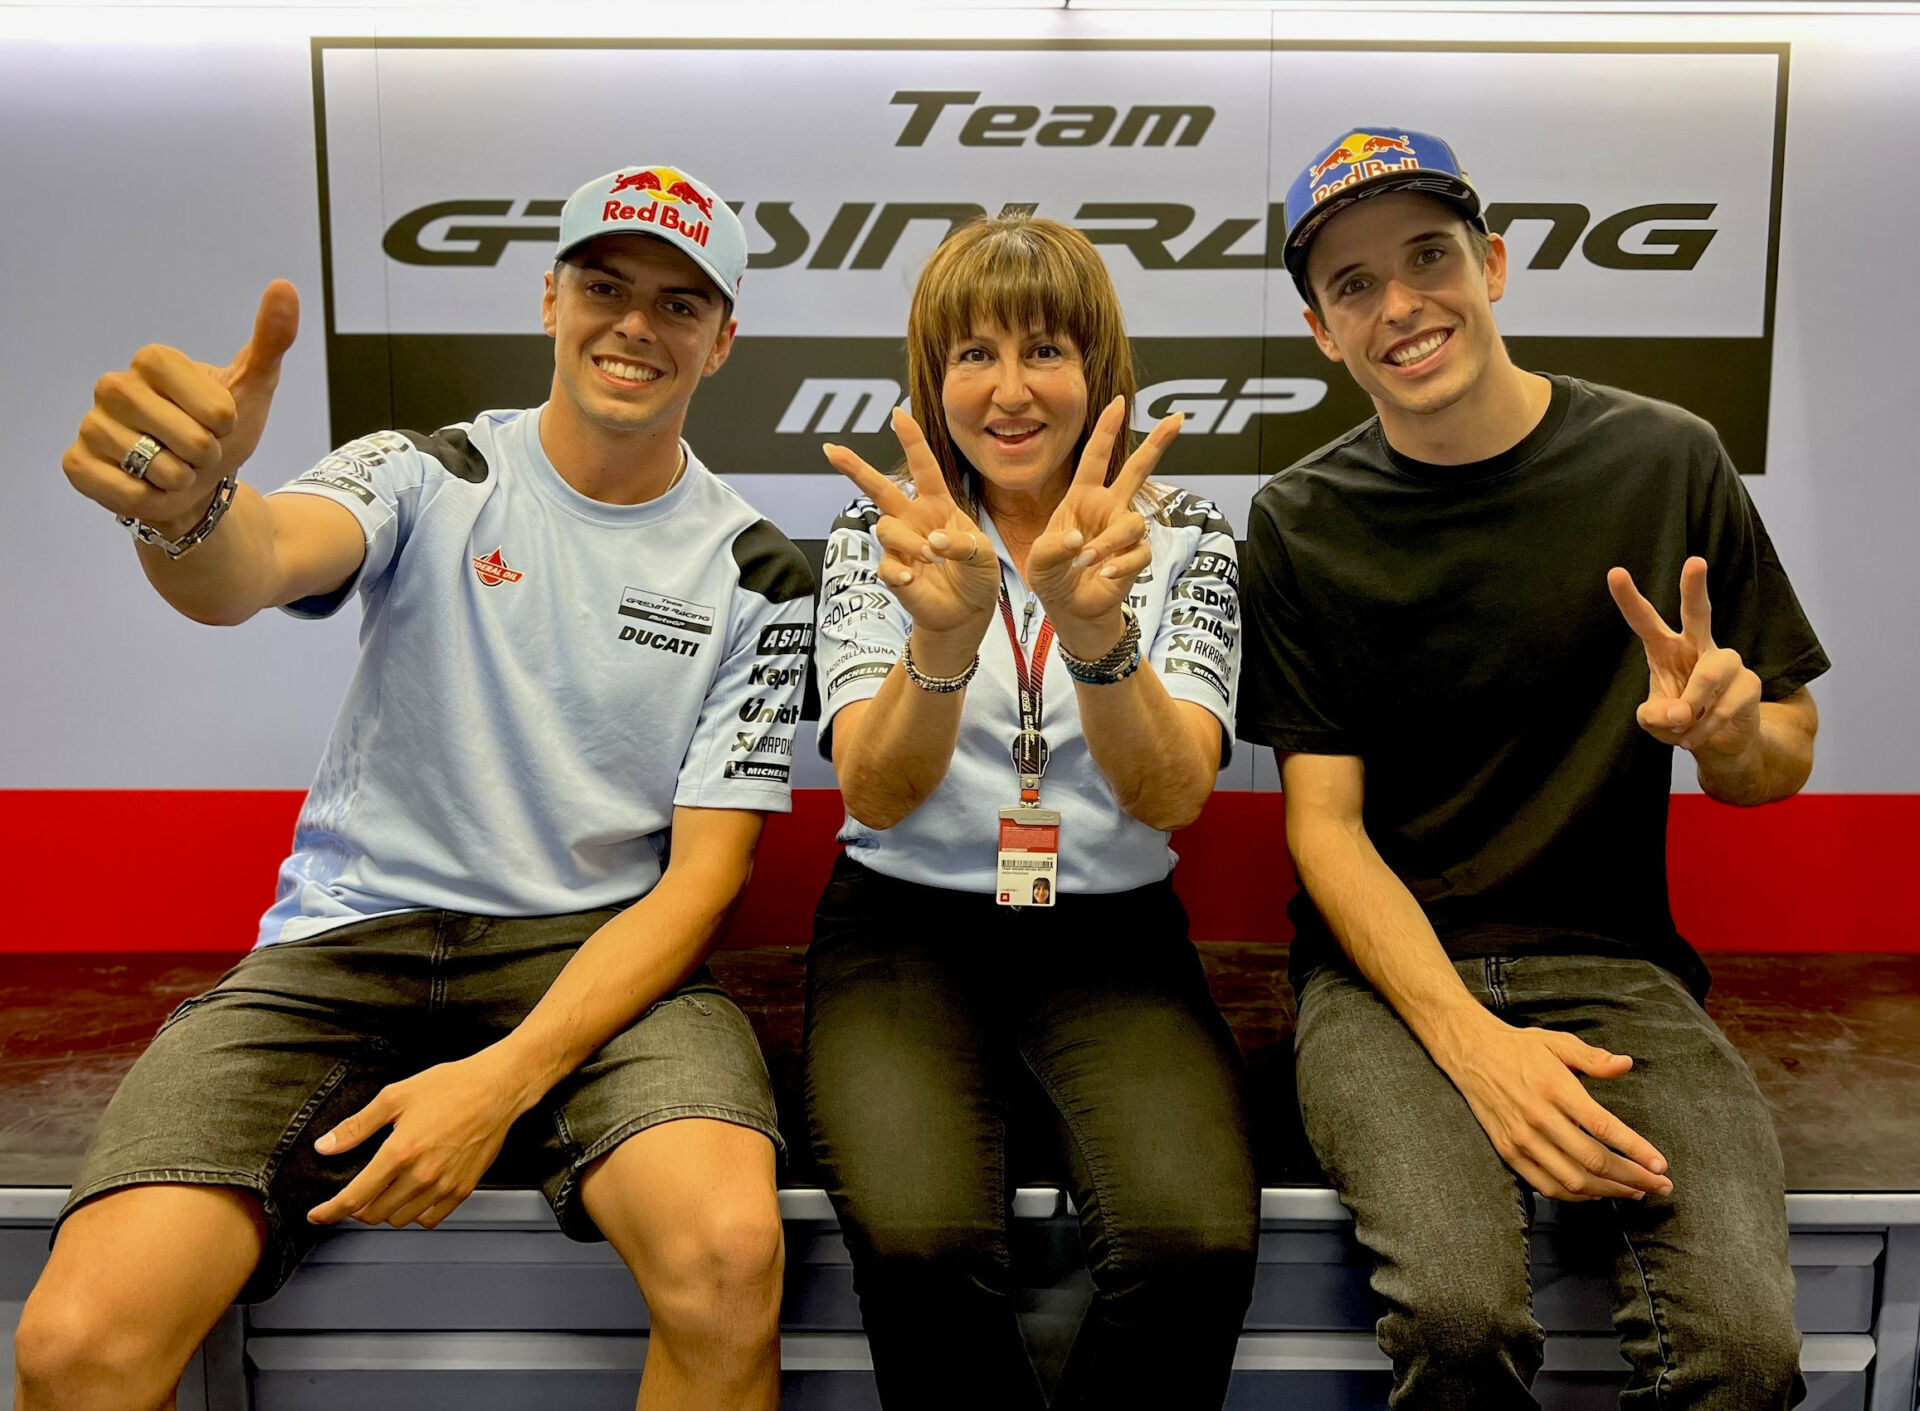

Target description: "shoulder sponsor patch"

left=757, top=622, right=815, bottom=656
left=732, top=731, right=795, bottom=758
left=724, top=760, right=792, bottom=784
left=292, top=464, right=378, bottom=505
left=619, top=587, right=715, bottom=636
left=1186, top=549, right=1241, bottom=590
left=827, top=659, right=895, bottom=695
left=1163, top=656, right=1230, bottom=701
left=1169, top=579, right=1240, bottom=623
left=1161, top=491, right=1233, bottom=536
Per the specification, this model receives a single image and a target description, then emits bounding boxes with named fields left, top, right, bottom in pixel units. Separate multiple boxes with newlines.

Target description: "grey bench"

left=5, top=1185, right=1915, bottom=1410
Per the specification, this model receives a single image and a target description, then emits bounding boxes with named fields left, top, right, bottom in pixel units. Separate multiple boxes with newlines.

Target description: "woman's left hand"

left=1029, top=398, right=1183, bottom=659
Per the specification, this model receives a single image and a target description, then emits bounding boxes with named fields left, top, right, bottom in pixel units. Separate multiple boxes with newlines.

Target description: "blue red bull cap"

left=557, top=165, right=747, bottom=308
left=1284, top=128, right=1486, bottom=303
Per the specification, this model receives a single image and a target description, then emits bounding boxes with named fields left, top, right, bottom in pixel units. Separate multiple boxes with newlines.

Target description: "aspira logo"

left=384, top=196, right=1719, bottom=274
left=777, top=378, right=1326, bottom=437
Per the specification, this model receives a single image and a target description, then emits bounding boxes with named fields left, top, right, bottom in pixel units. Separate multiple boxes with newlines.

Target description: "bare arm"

left=831, top=642, right=973, bottom=830
left=821, top=410, right=1001, bottom=829
left=1027, top=402, right=1208, bottom=828
left=62, top=281, right=366, bottom=625
left=135, top=487, right=366, bottom=626
left=1282, top=751, right=1673, bottom=1202
left=1072, top=672, right=1221, bottom=831
left=1692, top=689, right=1817, bottom=805
left=309, top=806, right=766, bottom=1229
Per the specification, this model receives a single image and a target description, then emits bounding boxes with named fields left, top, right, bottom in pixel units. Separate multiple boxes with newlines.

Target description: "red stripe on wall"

left=2, top=789, right=1914, bottom=953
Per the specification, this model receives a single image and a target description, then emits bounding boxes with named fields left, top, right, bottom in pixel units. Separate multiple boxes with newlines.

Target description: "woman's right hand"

left=823, top=407, right=1002, bottom=644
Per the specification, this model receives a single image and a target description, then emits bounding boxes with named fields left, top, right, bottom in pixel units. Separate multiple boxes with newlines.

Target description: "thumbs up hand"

left=64, top=281, right=300, bottom=536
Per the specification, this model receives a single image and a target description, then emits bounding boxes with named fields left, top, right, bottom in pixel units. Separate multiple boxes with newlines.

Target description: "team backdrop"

left=3, top=8, right=1915, bottom=952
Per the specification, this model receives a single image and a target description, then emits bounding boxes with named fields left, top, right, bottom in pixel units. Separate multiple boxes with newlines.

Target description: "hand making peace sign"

left=822, top=398, right=1184, bottom=643
left=1607, top=556, right=1763, bottom=758
left=822, top=407, right=1003, bottom=635
left=1025, top=397, right=1183, bottom=634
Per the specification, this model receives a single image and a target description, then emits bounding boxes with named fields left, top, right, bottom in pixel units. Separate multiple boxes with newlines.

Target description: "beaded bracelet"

left=1058, top=606, right=1143, bottom=685
left=901, top=639, right=979, bottom=693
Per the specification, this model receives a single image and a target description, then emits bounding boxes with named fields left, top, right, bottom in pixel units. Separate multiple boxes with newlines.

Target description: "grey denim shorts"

left=57, top=907, right=782, bottom=1301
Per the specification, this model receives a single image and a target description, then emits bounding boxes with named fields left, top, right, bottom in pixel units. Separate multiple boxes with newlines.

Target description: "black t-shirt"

left=1236, top=375, right=1829, bottom=997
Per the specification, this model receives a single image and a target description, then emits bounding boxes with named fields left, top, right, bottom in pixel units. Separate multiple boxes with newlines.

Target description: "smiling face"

left=906, top=215, right=1134, bottom=511
left=1302, top=190, right=1509, bottom=426
left=940, top=321, right=1091, bottom=501
left=541, top=233, right=735, bottom=443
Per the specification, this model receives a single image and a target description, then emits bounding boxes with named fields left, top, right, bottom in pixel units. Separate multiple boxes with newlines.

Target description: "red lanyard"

left=997, top=580, right=1055, bottom=804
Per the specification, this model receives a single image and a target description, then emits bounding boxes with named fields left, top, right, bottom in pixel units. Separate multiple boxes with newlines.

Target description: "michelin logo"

left=1163, top=656, right=1230, bottom=701
left=724, top=760, right=792, bottom=783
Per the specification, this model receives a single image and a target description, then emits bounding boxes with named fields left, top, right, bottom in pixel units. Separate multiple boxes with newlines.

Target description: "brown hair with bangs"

left=906, top=214, right=1139, bottom=515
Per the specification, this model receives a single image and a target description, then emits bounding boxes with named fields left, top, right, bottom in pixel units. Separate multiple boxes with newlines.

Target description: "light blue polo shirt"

left=816, top=489, right=1241, bottom=895
left=256, top=405, right=814, bottom=946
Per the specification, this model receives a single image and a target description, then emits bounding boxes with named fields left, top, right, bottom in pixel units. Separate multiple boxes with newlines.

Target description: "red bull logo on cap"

left=601, top=166, right=713, bottom=247
left=1310, top=132, right=1421, bottom=206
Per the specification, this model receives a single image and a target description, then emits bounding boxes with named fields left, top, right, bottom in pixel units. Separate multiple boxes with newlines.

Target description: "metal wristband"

left=901, top=638, right=979, bottom=693
left=1058, top=605, right=1143, bottom=685
left=119, top=475, right=238, bottom=560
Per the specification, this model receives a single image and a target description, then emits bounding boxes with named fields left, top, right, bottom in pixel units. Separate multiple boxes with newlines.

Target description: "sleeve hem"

left=672, top=788, right=795, bottom=814
left=815, top=680, right=890, bottom=758
left=1158, top=680, right=1236, bottom=766
left=1759, top=647, right=1831, bottom=703
left=1233, top=720, right=1356, bottom=755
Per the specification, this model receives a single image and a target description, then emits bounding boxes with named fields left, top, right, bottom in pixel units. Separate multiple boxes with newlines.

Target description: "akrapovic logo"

left=777, top=376, right=1328, bottom=437
left=381, top=198, right=1719, bottom=273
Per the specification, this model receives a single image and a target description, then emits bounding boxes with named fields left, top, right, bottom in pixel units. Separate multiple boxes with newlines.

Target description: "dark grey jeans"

left=806, top=853, right=1259, bottom=1411
left=1295, top=954, right=1805, bottom=1410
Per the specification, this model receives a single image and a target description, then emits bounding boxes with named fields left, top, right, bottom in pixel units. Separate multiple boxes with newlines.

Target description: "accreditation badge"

left=997, top=806, right=1060, bottom=907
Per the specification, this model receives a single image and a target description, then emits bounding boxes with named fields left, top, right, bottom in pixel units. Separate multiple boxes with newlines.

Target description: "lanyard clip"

left=1011, top=727, right=1050, bottom=782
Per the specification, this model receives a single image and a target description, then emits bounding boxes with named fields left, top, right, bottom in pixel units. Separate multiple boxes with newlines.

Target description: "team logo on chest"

left=615, top=584, right=715, bottom=659
left=472, top=548, right=524, bottom=586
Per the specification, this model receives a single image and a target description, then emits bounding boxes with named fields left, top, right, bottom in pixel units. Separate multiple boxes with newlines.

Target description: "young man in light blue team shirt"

left=21, top=165, right=810, bottom=1411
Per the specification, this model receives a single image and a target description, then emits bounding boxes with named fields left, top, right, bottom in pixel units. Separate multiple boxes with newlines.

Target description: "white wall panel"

left=0, top=9, right=1913, bottom=794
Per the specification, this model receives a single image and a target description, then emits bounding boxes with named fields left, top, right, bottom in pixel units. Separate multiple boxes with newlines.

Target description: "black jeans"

left=1295, top=955, right=1805, bottom=1410
left=804, top=853, right=1259, bottom=1410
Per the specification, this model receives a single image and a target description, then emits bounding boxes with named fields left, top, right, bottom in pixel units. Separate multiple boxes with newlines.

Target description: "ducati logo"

left=472, top=548, right=524, bottom=586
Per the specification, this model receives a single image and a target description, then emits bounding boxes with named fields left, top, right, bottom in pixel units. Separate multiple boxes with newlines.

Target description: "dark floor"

left=3, top=949, right=1918, bottom=1190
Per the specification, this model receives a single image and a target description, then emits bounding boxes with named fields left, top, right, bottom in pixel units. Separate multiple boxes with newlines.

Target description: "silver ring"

left=964, top=533, right=980, bottom=563
left=120, top=434, right=165, bottom=481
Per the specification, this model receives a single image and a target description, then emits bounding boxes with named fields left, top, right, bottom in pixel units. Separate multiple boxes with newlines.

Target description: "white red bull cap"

left=1284, top=128, right=1486, bottom=303
left=556, top=165, right=747, bottom=307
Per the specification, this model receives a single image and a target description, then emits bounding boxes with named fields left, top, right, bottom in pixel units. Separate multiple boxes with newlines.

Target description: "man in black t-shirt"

left=1236, top=129, right=1826, bottom=1409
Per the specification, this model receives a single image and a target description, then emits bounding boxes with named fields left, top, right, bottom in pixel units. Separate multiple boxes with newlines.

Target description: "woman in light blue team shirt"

left=805, top=213, right=1258, bottom=1410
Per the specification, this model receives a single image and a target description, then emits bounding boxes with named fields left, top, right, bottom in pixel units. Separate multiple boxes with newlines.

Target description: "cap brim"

left=1285, top=173, right=1484, bottom=293
left=555, top=229, right=737, bottom=310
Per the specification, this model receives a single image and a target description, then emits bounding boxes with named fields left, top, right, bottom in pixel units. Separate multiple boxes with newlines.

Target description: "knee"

left=644, top=1196, right=785, bottom=1342
left=1093, top=1213, right=1259, bottom=1311
left=852, top=1211, right=1010, bottom=1293
left=1379, top=1280, right=1544, bottom=1384
left=14, top=1290, right=161, bottom=1406
left=1669, top=1303, right=1803, bottom=1404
